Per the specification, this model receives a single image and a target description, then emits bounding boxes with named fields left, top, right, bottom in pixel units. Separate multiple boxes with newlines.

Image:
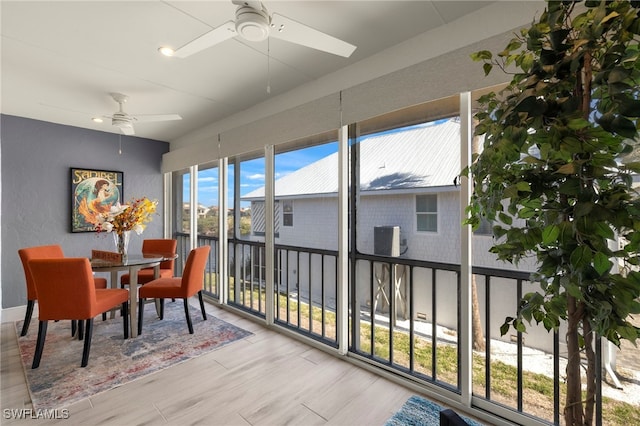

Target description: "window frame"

left=415, top=193, right=438, bottom=233
left=282, top=199, right=293, bottom=227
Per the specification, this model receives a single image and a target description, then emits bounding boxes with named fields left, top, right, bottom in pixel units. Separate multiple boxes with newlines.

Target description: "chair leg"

left=32, top=321, right=48, bottom=369
left=81, top=319, right=93, bottom=367
left=71, top=319, right=77, bottom=338
left=198, top=291, right=207, bottom=321
left=102, top=312, right=107, bottom=321
left=122, top=302, right=129, bottom=339
left=20, top=300, right=35, bottom=336
left=183, top=299, right=194, bottom=334
left=159, top=299, right=165, bottom=320
left=78, top=319, right=84, bottom=340
left=138, top=298, right=144, bottom=336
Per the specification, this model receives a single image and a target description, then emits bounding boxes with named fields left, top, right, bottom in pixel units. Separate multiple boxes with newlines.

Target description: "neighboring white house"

left=183, top=203, right=210, bottom=217
left=243, top=118, right=536, bottom=271
left=242, top=118, right=557, bottom=352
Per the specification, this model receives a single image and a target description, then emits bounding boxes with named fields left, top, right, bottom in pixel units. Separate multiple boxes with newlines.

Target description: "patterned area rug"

left=15, top=301, right=252, bottom=410
left=385, top=395, right=484, bottom=426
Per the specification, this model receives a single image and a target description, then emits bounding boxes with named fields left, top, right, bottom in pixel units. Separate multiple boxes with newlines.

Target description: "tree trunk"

left=565, top=294, right=585, bottom=425
left=472, top=274, right=485, bottom=351
left=470, top=122, right=485, bottom=352
left=583, top=317, right=596, bottom=425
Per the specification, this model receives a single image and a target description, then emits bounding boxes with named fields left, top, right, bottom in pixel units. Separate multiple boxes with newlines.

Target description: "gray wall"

left=1, top=114, right=169, bottom=309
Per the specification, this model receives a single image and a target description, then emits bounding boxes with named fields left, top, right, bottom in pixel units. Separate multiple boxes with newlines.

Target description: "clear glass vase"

left=113, top=230, right=130, bottom=258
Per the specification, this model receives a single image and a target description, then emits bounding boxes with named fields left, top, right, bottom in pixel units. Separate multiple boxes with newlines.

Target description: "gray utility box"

left=374, top=226, right=401, bottom=257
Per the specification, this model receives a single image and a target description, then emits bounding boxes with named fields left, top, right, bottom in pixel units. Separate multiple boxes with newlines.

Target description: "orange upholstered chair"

left=18, top=245, right=108, bottom=337
left=28, top=258, right=129, bottom=368
left=138, top=246, right=210, bottom=335
left=120, top=239, right=177, bottom=286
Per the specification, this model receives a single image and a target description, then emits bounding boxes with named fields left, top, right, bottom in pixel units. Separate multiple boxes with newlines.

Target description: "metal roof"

left=244, top=118, right=461, bottom=200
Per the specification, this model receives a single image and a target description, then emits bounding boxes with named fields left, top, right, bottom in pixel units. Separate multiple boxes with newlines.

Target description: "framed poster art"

left=71, top=168, right=123, bottom=233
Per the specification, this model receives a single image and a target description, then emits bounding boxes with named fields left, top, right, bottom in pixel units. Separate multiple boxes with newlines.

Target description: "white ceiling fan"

left=166, top=0, right=357, bottom=59
left=103, top=93, right=182, bottom=136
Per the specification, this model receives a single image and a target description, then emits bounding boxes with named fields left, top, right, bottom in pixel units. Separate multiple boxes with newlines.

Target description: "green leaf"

left=542, top=224, right=560, bottom=245
left=619, top=99, right=640, bottom=117
left=570, top=245, right=592, bottom=268
left=574, top=202, right=594, bottom=218
left=500, top=322, right=511, bottom=336
left=499, top=212, right=513, bottom=225
left=608, top=66, right=630, bottom=83
left=617, top=324, right=639, bottom=342
left=612, top=116, right=638, bottom=138
left=593, top=222, right=615, bottom=239
left=557, top=163, right=576, bottom=174
left=542, top=317, right=557, bottom=331
left=559, top=178, right=581, bottom=195
left=567, top=118, right=590, bottom=130
left=600, top=11, right=620, bottom=25
left=471, top=50, right=493, bottom=61
left=593, top=252, right=612, bottom=276
left=567, top=283, right=584, bottom=300
left=521, top=53, right=534, bottom=72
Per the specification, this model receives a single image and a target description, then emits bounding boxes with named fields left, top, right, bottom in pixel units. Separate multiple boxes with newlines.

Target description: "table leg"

left=153, top=265, right=162, bottom=317
left=109, top=270, right=118, bottom=319
left=129, top=266, right=141, bottom=338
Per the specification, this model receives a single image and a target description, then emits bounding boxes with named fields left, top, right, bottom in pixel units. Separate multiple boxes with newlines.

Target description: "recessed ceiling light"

left=158, top=46, right=175, bottom=57
left=92, top=117, right=103, bottom=123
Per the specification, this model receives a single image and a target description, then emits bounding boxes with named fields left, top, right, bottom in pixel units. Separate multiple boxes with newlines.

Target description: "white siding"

left=275, top=197, right=339, bottom=250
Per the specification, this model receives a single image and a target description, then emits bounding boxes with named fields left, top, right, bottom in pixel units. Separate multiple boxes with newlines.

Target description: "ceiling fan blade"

left=121, top=126, right=135, bottom=136
left=133, top=114, right=182, bottom=123
left=270, top=13, right=356, bottom=58
left=173, top=21, right=237, bottom=58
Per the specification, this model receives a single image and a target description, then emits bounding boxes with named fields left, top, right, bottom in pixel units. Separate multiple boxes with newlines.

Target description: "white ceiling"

left=1, top=1, right=497, bottom=144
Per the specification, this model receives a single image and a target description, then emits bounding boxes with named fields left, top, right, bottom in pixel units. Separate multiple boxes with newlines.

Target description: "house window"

left=283, top=200, right=293, bottom=227
left=416, top=194, right=437, bottom=232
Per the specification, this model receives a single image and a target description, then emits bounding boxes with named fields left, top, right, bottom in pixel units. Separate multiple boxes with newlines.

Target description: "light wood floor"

left=1, top=298, right=417, bottom=426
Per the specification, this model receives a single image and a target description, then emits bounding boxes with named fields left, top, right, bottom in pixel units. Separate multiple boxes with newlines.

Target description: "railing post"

left=337, top=124, right=349, bottom=355
left=189, top=164, right=198, bottom=251
left=265, top=145, right=275, bottom=325
left=163, top=171, right=172, bottom=239
left=219, top=157, right=228, bottom=304
left=459, top=91, right=473, bottom=407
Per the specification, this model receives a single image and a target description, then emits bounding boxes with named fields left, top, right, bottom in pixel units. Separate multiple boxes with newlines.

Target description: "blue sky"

left=188, top=142, right=338, bottom=206
left=186, top=118, right=451, bottom=206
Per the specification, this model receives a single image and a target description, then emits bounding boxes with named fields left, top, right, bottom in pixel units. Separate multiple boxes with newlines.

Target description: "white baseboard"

left=1, top=304, right=36, bottom=323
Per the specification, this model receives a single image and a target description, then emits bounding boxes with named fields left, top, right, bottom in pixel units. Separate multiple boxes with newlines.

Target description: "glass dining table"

left=90, top=253, right=175, bottom=337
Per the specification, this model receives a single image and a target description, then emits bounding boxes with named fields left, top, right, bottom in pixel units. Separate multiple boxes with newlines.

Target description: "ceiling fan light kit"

left=95, top=92, right=181, bottom=136
left=235, top=5, right=269, bottom=42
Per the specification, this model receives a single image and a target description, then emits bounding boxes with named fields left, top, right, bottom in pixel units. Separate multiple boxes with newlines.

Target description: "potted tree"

left=466, top=1, right=640, bottom=424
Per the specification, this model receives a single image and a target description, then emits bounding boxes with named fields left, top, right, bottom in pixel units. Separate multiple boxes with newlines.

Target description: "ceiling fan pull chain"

left=267, top=38, right=271, bottom=94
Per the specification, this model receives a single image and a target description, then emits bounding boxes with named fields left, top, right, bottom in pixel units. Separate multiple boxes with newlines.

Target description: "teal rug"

left=385, top=395, right=484, bottom=426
